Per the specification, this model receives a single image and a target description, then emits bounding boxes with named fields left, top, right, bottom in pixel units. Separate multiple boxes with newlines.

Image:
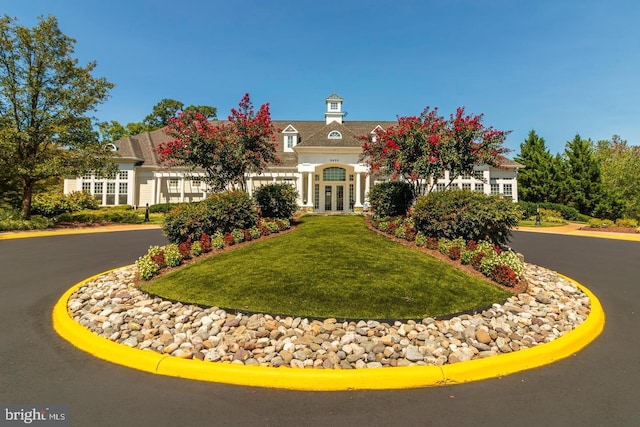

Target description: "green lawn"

left=142, top=215, right=511, bottom=319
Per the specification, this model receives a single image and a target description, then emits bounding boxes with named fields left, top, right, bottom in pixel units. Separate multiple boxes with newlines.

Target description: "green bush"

left=164, top=244, right=182, bottom=267
left=616, top=218, right=639, bottom=228
left=56, top=209, right=141, bottom=224
left=0, top=209, right=54, bottom=231
left=149, top=203, right=184, bottom=214
left=412, top=190, right=521, bottom=245
left=254, top=184, right=299, bottom=219
left=32, top=191, right=99, bottom=217
left=162, top=191, right=258, bottom=244
left=136, top=254, right=160, bottom=281
left=368, top=181, right=414, bottom=218
left=517, top=201, right=587, bottom=222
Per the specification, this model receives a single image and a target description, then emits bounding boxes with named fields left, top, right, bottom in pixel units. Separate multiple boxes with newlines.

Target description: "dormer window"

left=328, top=131, right=342, bottom=139
left=282, top=124, right=298, bottom=152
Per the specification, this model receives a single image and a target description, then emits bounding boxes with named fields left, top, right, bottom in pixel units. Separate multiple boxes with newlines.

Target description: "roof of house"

left=110, top=119, right=523, bottom=170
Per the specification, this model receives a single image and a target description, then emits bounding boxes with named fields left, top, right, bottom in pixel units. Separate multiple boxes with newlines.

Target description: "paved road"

left=0, top=230, right=638, bottom=427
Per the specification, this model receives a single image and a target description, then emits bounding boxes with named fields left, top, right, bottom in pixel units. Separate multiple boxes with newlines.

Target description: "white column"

left=364, top=174, right=371, bottom=203
left=153, top=177, right=160, bottom=204
left=295, top=173, right=303, bottom=207
left=247, top=174, right=253, bottom=197
left=180, top=176, right=185, bottom=202
left=306, top=172, right=314, bottom=208
left=354, top=173, right=362, bottom=208
left=128, top=169, right=136, bottom=206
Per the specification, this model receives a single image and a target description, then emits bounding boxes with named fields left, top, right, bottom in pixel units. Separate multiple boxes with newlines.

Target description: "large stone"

left=405, top=345, right=424, bottom=362
left=476, top=329, right=492, bottom=344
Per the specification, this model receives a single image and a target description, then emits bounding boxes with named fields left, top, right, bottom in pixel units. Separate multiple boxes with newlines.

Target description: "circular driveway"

left=1, top=229, right=638, bottom=426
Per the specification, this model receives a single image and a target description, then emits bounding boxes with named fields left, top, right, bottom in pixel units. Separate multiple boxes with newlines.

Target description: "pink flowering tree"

left=156, top=94, right=280, bottom=191
left=359, top=106, right=510, bottom=197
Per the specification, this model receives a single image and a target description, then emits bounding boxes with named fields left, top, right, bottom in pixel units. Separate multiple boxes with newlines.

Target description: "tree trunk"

left=21, top=178, right=34, bottom=220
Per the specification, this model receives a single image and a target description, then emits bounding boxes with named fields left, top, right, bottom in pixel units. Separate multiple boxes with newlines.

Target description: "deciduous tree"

left=359, top=106, right=509, bottom=198
left=0, top=15, right=114, bottom=218
left=155, top=93, right=278, bottom=191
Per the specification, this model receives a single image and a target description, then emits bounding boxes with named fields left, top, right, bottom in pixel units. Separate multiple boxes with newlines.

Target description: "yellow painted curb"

left=53, top=269, right=605, bottom=390
left=0, top=225, right=161, bottom=240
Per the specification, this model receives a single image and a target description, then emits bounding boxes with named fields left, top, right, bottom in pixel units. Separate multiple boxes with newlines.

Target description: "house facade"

left=64, top=94, right=522, bottom=212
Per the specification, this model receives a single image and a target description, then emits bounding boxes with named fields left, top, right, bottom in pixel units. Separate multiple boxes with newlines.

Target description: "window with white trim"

left=503, top=184, right=513, bottom=197
left=286, top=135, right=294, bottom=149
left=328, top=131, right=342, bottom=139
left=490, top=183, right=500, bottom=195
left=462, top=183, right=471, bottom=191
left=330, top=102, right=338, bottom=110
left=168, top=179, right=179, bottom=192
left=474, top=183, right=484, bottom=192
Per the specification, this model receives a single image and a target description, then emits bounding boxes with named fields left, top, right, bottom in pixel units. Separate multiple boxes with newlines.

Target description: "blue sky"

left=5, top=0, right=640, bottom=155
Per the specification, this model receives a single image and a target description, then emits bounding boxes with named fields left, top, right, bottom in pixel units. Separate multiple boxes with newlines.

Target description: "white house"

left=64, top=94, right=523, bottom=212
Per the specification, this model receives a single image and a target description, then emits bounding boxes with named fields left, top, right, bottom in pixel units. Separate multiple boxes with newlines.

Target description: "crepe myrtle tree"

left=155, top=94, right=279, bottom=192
left=359, top=106, right=510, bottom=198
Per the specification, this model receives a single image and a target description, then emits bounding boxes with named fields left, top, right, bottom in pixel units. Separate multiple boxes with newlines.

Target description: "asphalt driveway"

left=0, top=229, right=638, bottom=427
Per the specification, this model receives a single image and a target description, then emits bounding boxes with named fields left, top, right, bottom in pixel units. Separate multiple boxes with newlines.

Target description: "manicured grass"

left=142, top=215, right=511, bottom=319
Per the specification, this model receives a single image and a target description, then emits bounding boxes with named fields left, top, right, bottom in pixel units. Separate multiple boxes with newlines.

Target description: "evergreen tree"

left=564, top=134, right=602, bottom=215
left=514, top=130, right=555, bottom=202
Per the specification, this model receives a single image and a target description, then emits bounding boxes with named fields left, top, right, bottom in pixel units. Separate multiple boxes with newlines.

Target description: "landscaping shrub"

left=0, top=209, right=53, bottom=231
left=199, top=233, right=212, bottom=253
left=368, top=181, right=414, bottom=218
left=490, top=265, right=518, bottom=287
left=136, top=254, right=160, bottom=281
left=249, top=226, right=262, bottom=240
left=412, top=190, right=520, bottom=245
left=162, top=190, right=258, bottom=244
left=149, top=203, right=185, bottom=214
left=254, top=184, right=299, bottom=219
left=448, top=246, right=461, bottom=261
left=211, top=231, right=224, bottom=249
left=424, top=236, right=439, bottom=250
left=223, top=232, right=235, bottom=246
left=517, top=201, right=587, bottom=222
left=616, top=218, right=639, bottom=228
left=178, top=241, right=192, bottom=259
left=164, top=244, right=182, bottom=267
left=57, top=209, right=141, bottom=224
left=415, top=231, right=426, bottom=247
left=190, top=241, right=202, bottom=257
left=231, top=229, right=245, bottom=244
left=32, top=191, right=99, bottom=217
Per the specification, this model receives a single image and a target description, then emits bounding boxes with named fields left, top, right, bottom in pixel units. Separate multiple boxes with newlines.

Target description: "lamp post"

left=535, top=204, right=541, bottom=226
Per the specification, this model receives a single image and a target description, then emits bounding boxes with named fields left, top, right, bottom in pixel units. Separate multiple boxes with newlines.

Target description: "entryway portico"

left=298, top=162, right=371, bottom=213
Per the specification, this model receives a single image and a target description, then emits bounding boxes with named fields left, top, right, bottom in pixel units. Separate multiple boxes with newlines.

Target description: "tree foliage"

left=564, top=134, right=602, bottom=215
left=514, top=130, right=555, bottom=202
left=98, top=99, right=217, bottom=142
left=594, top=135, right=640, bottom=219
left=0, top=15, right=115, bottom=218
left=156, top=93, right=279, bottom=192
left=359, top=106, right=509, bottom=197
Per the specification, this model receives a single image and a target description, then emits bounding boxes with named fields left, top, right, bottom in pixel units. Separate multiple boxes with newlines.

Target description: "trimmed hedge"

left=32, top=191, right=100, bottom=217
left=162, top=190, right=258, bottom=244
left=517, top=201, right=590, bottom=222
left=412, top=190, right=521, bottom=245
left=368, top=181, right=414, bottom=218
left=254, top=183, right=299, bottom=219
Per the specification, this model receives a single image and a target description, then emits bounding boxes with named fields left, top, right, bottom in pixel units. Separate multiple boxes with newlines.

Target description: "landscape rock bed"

left=67, top=263, right=591, bottom=369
